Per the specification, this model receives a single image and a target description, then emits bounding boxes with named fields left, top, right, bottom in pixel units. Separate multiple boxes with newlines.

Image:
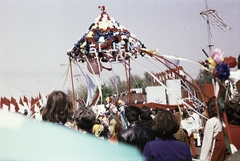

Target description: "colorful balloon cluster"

left=202, top=48, right=237, bottom=81
left=67, top=6, right=146, bottom=63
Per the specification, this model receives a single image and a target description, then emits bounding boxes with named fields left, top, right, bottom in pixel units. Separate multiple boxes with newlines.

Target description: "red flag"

left=38, top=92, right=42, bottom=100
left=19, top=97, right=24, bottom=106
left=0, top=97, right=3, bottom=109
left=3, top=97, right=10, bottom=111
left=23, top=95, right=28, bottom=106
left=11, top=97, right=19, bottom=112
left=30, top=97, right=36, bottom=117
left=36, top=97, right=40, bottom=108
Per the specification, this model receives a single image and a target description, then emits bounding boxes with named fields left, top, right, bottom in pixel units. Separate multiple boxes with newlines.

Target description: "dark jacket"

left=140, top=120, right=153, bottom=129
left=118, top=122, right=154, bottom=153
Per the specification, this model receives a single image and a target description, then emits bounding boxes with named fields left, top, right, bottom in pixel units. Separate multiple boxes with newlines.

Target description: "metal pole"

left=69, top=58, right=76, bottom=110
left=128, top=58, right=132, bottom=105
left=205, top=0, right=213, bottom=55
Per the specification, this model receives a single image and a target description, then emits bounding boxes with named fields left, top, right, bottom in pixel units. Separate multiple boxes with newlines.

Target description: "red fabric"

left=189, top=133, right=198, bottom=156
left=211, top=131, right=227, bottom=161
left=0, top=97, right=3, bottom=109
left=23, top=96, right=28, bottom=106
left=19, top=98, right=24, bottom=106
left=108, top=136, right=118, bottom=144
left=229, top=124, right=240, bottom=150
left=3, top=97, right=10, bottom=111
left=11, top=97, right=19, bottom=112
left=211, top=125, right=240, bottom=161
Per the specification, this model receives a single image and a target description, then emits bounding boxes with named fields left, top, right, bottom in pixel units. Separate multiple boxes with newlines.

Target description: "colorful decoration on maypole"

left=199, top=48, right=237, bottom=81
left=67, top=6, right=146, bottom=66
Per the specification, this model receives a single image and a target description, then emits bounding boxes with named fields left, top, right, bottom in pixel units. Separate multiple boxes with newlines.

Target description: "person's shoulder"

left=207, top=117, right=221, bottom=125
left=138, top=123, right=152, bottom=131
left=207, top=117, right=218, bottom=122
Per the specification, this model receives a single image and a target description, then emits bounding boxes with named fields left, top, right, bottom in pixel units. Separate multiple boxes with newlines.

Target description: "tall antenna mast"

left=204, top=0, right=213, bottom=55
left=200, top=0, right=232, bottom=56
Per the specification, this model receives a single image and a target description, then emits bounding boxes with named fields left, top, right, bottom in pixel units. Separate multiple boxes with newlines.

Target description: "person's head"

left=152, top=110, right=179, bottom=138
left=175, top=107, right=179, bottom=113
left=224, top=99, right=240, bottom=126
left=108, top=114, right=123, bottom=136
left=74, top=107, right=96, bottom=132
left=41, top=91, right=74, bottom=124
left=206, top=96, right=217, bottom=118
left=182, top=110, right=190, bottom=120
left=140, top=106, right=152, bottom=121
left=125, top=105, right=141, bottom=123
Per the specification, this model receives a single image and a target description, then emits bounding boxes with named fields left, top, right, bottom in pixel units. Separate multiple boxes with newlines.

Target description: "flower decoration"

left=216, top=63, right=230, bottom=81
left=208, top=57, right=217, bottom=69
left=210, top=48, right=224, bottom=65
left=201, top=48, right=237, bottom=81
left=224, top=56, right=237, bottom=68
left=67, top=6, right=146, bottom=63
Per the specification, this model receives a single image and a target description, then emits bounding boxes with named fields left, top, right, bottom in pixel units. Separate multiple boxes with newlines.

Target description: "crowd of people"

left=36, top=90, right=240, bottom=161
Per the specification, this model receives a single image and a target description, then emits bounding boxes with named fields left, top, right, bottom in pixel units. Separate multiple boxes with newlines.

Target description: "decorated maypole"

left=67, top=6, right=146, bottom=106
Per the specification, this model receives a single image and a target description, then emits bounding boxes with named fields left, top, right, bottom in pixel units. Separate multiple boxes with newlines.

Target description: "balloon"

left=87, top=59, right=103, bottom=74
left=164, top=55, right=180, bottom=68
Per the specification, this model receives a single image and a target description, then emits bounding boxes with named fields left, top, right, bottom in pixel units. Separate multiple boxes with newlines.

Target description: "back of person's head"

left=140, top=106, right=152, bottom=121
left=42, top=91, right=74, bottom=124
left=182, top=110, right=190, bottom=120
left=175, top=107, right=179, bottom=112
left=109, top=114, right=123, bottom=136
left=74, top=107, right=96, bottom=131
left=125, top=105, right=141, bottom=123
left=152, top=110, right=179, bottom=138
left=206, top=96, right=217, bottom=118
left=174, top=107, right=182, bottom=125
left=224, top=99, right=240, bottom=126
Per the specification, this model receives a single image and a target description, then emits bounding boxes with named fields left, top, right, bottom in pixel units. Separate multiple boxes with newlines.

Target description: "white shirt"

left=191, top=112, right=201, bottom=129
left=229, top=70, right=240, bottom=85
left=181, top=116, right=197, bottom=136
left=200, top=117, right=222, bottom=161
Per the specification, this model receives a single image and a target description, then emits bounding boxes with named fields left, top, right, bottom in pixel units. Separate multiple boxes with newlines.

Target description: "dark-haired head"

left=224, top=100, right=240, bottom=126
left=140, top=106, right=152, bottom=121
left=206, top=96, right=217, bottom=118
left=152, top=110, right=179, bottom=138
left=182, top=110, right=190, bottom=120
left=42, top=91, right=74, bottom=124
left=74, top=107, right=96, bottom=132
left=125, top=105, right=141, bottom=123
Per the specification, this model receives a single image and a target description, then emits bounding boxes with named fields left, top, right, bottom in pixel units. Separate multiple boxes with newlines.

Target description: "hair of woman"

left=42, top=91, right=74, bottom=124
left=152, top=110, right=179, bottom=138
left=206, top=96, right=217, bottom=118
left=224, top=99, right=240, bottom=126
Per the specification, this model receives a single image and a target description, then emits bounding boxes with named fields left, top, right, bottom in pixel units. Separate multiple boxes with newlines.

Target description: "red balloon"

left=87, top=59, right=103, bottom=74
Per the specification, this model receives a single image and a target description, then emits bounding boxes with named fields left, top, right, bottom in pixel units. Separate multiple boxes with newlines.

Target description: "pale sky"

left=1, top=0, right=240, bottom=98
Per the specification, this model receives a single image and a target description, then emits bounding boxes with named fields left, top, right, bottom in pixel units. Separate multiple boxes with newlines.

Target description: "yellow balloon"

left=208, top=58, right=216, bottom=68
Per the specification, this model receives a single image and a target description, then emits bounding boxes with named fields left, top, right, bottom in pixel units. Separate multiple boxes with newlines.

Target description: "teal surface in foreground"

left=0, top=111, right=142, bottom=161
